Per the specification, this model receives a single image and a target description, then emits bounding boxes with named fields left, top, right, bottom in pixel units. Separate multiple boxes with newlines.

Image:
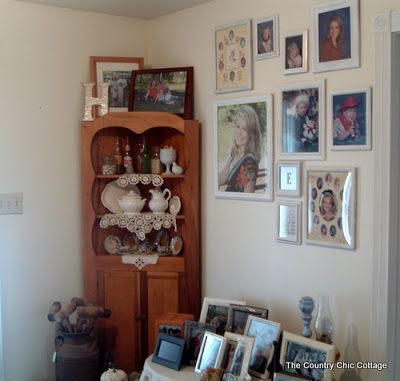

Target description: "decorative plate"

left=169, top=195, right=181, bottom=216
left=155, top=229, right=170, bottom=248
left=170, top=236, right=183, bottom=256
left=101, top=180, right=141, bottom=214
left=123, top=233, right=140, bottom=251
left=103, top=235, right=122, bottom=254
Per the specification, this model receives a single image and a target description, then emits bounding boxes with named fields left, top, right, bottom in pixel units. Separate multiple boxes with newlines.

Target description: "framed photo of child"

left=329, top=87, right=371, bottom=151
left=304, top=167, right=356, bottom=250
left=283, top=30, right=308, bottom=75
left=311, top=0, right=360, bottom=73
left=254, top=15, right=279, bottom=60
left=277, top=80, right=325, bottom=161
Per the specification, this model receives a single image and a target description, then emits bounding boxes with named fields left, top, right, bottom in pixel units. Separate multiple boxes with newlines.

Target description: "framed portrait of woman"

left=311, top=0, right=359, bottom=73
left=214, top=95, right=273, bottom=201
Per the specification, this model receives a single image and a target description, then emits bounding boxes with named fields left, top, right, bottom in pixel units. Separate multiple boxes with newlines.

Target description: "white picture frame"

left=283, top=30, right=308, bottom=75
left=277, top=201, right=302, bottom=245
left=254, top=15, right=279, bottom=60
left=195, top=331, right=227, bottom=374
left=277, top=80, right=325, bottom=161
left=275, top=162, right=301, bottom=197
left=329, top=87, right=372, bottom=151
left=311, top=0, right=360, bottom=73
left=214, top=95, right=274, bottom=201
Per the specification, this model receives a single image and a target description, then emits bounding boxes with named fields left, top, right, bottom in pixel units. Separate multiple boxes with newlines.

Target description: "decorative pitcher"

left=148, top=188, right=171, bottom=213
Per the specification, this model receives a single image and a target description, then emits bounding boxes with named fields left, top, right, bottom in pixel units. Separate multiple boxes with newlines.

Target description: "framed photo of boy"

left=329, top=87, right=371, bottom=151
left=277, top=80, right=325, bottom=161
left=311, top=0, right=359, bottom=73
left=214, top=96, right=273, bottom=201
left=304, top=167, right=356, bottom=250
left=284, top=30, right=308, bottom=75
left=128, top=67, right=193, bottom=119
left=214, top=20, right=252, bottom=94
left=254, top=15, right=279, bottom=60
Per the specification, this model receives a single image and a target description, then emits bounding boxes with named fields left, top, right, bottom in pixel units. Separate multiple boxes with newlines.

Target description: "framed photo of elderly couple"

left=305, top=167, right=356, bottom=250
left=214, top=95, right=273, bottom=202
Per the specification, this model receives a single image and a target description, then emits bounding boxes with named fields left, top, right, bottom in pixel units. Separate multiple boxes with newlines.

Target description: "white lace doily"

left=100, top=212, right=177, bottom=241
left=121, top=254, right=158, bottom=269
left=117, top=174, right=164, bottom=187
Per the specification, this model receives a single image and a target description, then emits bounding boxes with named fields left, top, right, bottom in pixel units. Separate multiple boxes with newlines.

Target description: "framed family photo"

left=214, top=95, right=273, bottom=201
left=244, top=316, right=282, bottom=379
left=90, top=56, right=144, bottom=113
left=278, top=80, right=325, bottom=161
left=277, top=201, right=302, bottom=245
left=312, top=0, right=360, bottom=73
left=195, top=332, right=227, bottom=374
left=275, top=162, right=301, bottom=197
left=254, top=15, right=279, bottom=60
left=223, top=332, right=254, bottom=379
left=279, top=331, right=336, bottom=381
left=304, top=167, right=356, bottom=250
left=128, top=67, right=193, bottom=119
left=329, top=87, right=371, bottom=150
left=215, top=20, right=252, bottom=94
left=284, top=30, right=308, bottom=75
left=226, top=304, right=268, bottom=334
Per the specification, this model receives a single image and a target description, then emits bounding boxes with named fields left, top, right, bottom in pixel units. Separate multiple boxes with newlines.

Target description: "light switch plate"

left=0, top=193, right=23, bottom=214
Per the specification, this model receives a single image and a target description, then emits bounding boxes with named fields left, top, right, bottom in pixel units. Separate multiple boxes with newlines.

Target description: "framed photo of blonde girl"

left=304, top=167, right=356, bottom=250
left=283, top=30, right=308, bottom=75
left=214, top=96, right=273, bottom=201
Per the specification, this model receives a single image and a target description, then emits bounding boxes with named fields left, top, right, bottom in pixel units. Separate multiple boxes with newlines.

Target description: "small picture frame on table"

left=304, top=167, right=356, bottom=250
left=284, top=30, right=308, bottom=75
left=214, top=20, right=252, bottom=94
left=277, top=201, right=302, bottom=245
left=329, top=87, right=371, bottom=151
left=279, top=331, right=336, bottom=381
left=275, top=162, right=301, bottom=197
left=152, top=333, right=186, bottom=371
left=195, top=332, right=227, bottom=374
left=254, top=15, right=279, bottom=60
left=128, top=67, right=193, bottom=119
left=226, top=304, right=268, bottom=334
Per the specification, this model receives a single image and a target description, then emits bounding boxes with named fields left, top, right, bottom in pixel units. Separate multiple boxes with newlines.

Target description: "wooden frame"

left=329, top=87, right=371, bottom=151
left=279, top=331, right=336, bottom=381
left=304, top=167, right=356, bottom=250
left=254, top=15, right=279, bottom=60
left=278, top=80, right=325, bottom=161
left=284, top=30, right=308, bottom=75
left=214, top=95, right=274, bottom=201
left=312, top=0, right=360, bottom=73
left=195, top=332, right=227, bottom=374
left=226, top=304, right=268, bottom=334
left=275, top=162, right=301, bottom=197
left=200, top=297, right=246, bottom=336
left=244, top=316, right=282, bottom=379
left=214, top=20, right=252, bottom=94
left=223, top=332, right=254, bottom=379
left=90, top=56, right=144, bottom=113
left=154, top=313, right=194, bottom=346
left=128, top=67, right=193, bottom=119
left=152, top=333, right=186, bottom=371
left=277, top=201, right=302, bottom=245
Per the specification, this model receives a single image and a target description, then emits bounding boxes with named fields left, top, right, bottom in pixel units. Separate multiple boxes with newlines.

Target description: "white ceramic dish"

left=169, top=195, right=181, bottom=216
left=101, top=180, right=140, bottom=214
left=170, top=236, right=183, bottom=256
left=104, top=235, right=122, bottom=254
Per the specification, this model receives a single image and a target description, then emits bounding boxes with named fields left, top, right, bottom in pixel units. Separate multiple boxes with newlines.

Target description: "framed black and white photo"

left=195, top=332, right=227, bottom=374
left=277, top=201, right=302, bottom=245
left=152, top=333, right=186, bottom=371
left=284, top=30, right=308, bottom=75
left=312, top=0, right=360, bottom=73
left=254, top=15, right=279, bottom=60
left=214, top=95, right=273, bottom=201
left=275, top=162, right=301, bottom=197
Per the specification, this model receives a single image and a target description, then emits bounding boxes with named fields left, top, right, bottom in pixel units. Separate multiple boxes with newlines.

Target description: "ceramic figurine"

left=171, top=162, right=184, bottom=175
left=299, top=296, right=315, bottom=338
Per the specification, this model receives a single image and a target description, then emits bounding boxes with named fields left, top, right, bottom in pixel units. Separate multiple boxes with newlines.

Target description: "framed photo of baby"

left=284, top=30, right=308, bottom=75
left=312, top=0, right=359, bottom=73
left=214, top=95, right=273, bottom=201
left=304, top=167, right=356, bottom=250
left=329, top=87, right=371, bottom=151
left=278, top=80, right=325, bottom=161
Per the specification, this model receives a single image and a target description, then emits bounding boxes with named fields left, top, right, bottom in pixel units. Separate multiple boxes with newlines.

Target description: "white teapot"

left=149, top=188, right=171, bottom=214
left=118, top=191, right=146, bottom=214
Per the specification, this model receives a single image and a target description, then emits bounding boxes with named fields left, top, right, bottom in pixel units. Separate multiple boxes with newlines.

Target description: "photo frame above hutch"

left=90, top=56, right=144, bottom=113
left=128, top=67, right=193, bottom=119
left=254, top=15, right=279, bottom=60
left=311, top=0, right=360, bottom=73
left=214, top=20, right=253, bottom=94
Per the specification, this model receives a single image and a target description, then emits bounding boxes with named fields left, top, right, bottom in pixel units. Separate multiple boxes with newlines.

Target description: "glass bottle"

left=151, top=146, right=161, bottom=174
left=123, top=136, right=134, bottom=173
left=134, top=136, right=143, bottom=174
left=314, top=294, right=334, bottom=344
left=141, top=140, right=151, bottom=174
left=114, top=137, right=124, bottom=174
left=339, top=323, right=362, bottom=381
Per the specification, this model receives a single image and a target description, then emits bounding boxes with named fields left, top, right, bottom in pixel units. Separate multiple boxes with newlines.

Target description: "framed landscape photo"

left=90, top=56, right=144, bottom=113
left=279, top=331, right=336, bottom=381
left=214, top=95, right=273, bottom=201
left=195, top=332, right=227, bottom=374
left=284, top=30, right=308, bottom=75
left=275, top=162, right=301, bottom=197
left=329, top=87, right=371, bottom=150
left=254, top=15, right=279, bottom=60
left=304, top=167, right=356, bottom=250
left=277, top=201, right=302, bottom=245
left=278, top=80, right=325, bottom=161
left=152, top=333, right=186, bottom=371
left=128, top=67, right=193, bottom=119
left=244, top=316, right=282, bottom=379
left=312, top=0, right=360, bottom=73
left=226, top=304, right=268, bottom=334
left=214, top=20, right=252, bottom=94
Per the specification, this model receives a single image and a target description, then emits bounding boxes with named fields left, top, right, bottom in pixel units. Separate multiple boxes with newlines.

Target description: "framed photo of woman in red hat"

left=329, top=87, right=371, bottom=150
